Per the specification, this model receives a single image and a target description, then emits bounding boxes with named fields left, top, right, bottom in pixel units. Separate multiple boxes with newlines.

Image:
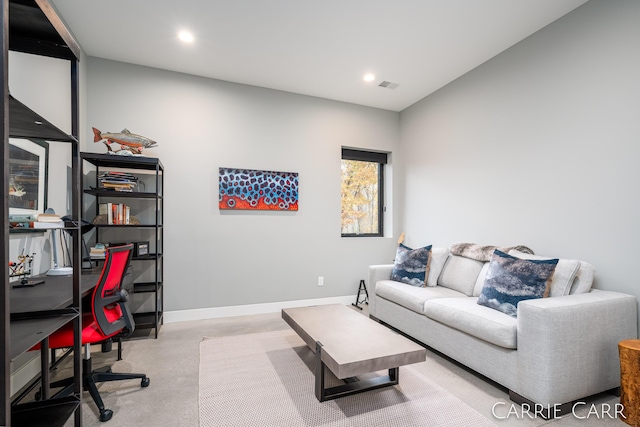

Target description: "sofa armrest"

left=368, top=264, right=394, bottom=291
left=517, top=290, right=637, bottom=405
left=368, top=265, right=394, bottom=317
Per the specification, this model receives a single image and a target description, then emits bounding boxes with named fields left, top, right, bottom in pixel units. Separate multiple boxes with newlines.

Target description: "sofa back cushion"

left=570, top=261, right=595, bottom=294
left=508, top=249, right=585, bottom=297
left=473, top=262, right=491, bottom=297
left=438, top=255, right=484, bottom=296
left=426, top=247, right=450, bottom=287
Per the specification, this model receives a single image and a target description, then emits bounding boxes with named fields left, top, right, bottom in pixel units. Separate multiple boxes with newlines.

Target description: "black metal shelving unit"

left=1, top=1, right=82, bottom=425
left=80, top=152, right=164, bottom=339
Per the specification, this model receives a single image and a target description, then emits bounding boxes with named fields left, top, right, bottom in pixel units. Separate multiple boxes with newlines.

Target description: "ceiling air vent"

left=378, top=81, right=399, bottom=89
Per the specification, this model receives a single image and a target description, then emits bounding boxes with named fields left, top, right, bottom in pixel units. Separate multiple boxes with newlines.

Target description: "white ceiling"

left=51, top=0, right=588, bottom=112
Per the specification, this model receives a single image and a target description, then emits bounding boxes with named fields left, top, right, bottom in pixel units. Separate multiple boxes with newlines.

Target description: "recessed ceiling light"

left=178, top=31, right=194, bottom=43
left=363, top=73, right=375, bottom=82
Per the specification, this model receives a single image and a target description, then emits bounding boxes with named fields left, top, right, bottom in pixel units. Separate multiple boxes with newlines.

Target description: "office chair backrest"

left=92, top=244, right=135, bottom=337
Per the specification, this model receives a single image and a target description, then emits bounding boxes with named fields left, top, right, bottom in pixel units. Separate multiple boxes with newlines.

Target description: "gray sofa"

left=368, top=246, right=638, bottom=415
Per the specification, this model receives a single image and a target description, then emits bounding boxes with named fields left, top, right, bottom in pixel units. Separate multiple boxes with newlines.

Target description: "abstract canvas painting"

left=219, top=167, right=299, bottom=211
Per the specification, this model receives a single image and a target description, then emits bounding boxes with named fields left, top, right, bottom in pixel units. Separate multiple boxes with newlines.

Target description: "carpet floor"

left=199, top=329, right=496, bottom=427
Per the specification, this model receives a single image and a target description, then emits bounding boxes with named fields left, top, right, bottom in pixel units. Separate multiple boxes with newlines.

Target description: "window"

left=341, top=148, right=387, bottom=237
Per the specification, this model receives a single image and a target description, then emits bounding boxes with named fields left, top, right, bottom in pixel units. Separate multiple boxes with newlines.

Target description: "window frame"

left=341, top=148, right=387, bottom=237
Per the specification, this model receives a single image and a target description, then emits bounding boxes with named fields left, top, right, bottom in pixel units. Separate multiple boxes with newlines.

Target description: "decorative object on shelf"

left=91, top=213, right=141, bottom=225
left=103, top=241, right=149, bottom=257
left=351, top=279, right=369, bottom=310
left=219, top=167, right=299, bottom=211
left=93, top=127, right=158, bottom=155
left=8, top=138, right=48, bottom=216
left=9, top=250, right=44, bottom=287
left=133, top=241, right=149, bottom=257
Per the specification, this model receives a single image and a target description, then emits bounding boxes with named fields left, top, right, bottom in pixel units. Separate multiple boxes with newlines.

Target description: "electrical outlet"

left=317, top=276, right=324, bottom=286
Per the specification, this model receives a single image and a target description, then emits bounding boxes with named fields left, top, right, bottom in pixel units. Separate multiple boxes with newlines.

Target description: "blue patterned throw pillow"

left=478, top=250, right=558, bottom=318
left=390, top=244, right=433, bottom=287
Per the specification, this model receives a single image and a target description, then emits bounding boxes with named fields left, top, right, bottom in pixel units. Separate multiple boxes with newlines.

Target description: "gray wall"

left=84, top=58, right=400, bottom=311
left=400, top=0, right=640, bottom=304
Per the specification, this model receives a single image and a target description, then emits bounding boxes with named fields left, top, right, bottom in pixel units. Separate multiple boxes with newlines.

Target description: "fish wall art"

left=219, top=167, right=299, bottom=211
left=93, top=127, right=158, bottom=155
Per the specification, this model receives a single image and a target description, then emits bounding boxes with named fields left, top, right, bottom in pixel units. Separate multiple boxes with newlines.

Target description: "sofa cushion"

left=375, top=280, right=467, bottom=314
left=426, top=247, right=450, bottom=287
left=508, top=249, right=580, bottom=297
left=424, top=297, right=518, bottom=349
left=570, top=261, right=595, bottom=294
left=478, top=250, right=558, bottom=318
left=390, top=243, right=432, bottom=287
left=438, top=255, right=484, bottom=296
left=472, top=262, right=490, bottom=297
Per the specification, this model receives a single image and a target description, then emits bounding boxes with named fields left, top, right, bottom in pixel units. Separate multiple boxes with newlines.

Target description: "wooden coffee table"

left=282, top=304, right=426, bottom=401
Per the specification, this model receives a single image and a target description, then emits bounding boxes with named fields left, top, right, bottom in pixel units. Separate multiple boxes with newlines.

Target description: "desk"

left=11, top=272, right=100, bottom=315
left=9, top=271, right=101, bottom=360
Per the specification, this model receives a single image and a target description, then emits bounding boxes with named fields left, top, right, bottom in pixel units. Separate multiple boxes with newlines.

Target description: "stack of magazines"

left=90, top=243, right=106, bottom=259
left=99, top=171, right=138, bottom=192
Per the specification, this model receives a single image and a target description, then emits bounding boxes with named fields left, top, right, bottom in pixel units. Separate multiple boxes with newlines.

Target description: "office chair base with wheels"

left=43, top=343, right=149, bottom=422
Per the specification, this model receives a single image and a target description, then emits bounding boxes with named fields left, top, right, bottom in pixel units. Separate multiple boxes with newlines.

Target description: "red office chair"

left=34, top=244, right=149, bottom=422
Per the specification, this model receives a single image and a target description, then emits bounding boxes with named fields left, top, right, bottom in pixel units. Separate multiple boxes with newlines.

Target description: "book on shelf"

left=99, top=203, right=133, bottom=225
left=36, top=213, right=62, bottom=222
left=33, top=221, right=64, bottom=229
left=10, top=221, right=64, bottom=229
left=9, top=214, right=37, bottom=222
left=10, top=222, right=31, bottom=229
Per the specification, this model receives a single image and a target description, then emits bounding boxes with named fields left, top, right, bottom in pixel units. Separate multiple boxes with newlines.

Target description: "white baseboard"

left=164, top=295, right=356, bottom=324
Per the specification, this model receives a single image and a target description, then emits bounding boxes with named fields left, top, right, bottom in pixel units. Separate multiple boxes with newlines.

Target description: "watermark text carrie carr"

left=491, top=401, right=625, bottom=420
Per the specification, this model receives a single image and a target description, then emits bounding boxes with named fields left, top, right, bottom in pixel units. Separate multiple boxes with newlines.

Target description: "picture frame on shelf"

left=8, top=138, right=48, bottom=217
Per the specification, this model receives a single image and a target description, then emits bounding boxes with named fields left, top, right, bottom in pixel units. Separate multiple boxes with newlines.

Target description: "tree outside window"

left=341, top=149, right=387, bottom=237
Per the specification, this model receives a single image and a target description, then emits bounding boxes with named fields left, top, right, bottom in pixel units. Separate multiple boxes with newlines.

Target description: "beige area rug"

left=199, top=329, right=496, bottom=427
